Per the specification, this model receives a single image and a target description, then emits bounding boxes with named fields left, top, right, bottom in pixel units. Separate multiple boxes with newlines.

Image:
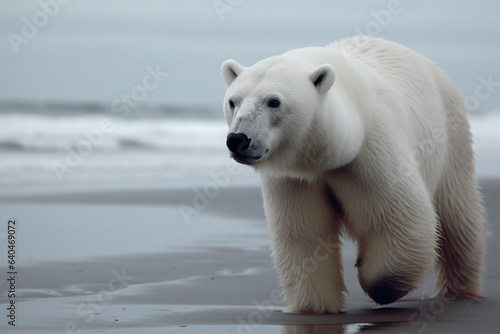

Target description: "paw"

left=434, top=285, right=482, bottom=300
left=283, top=298, right=344, bottom=314
left=366, top=275, right=414, bottom=305
left=284, top=305, right=342, bottom=314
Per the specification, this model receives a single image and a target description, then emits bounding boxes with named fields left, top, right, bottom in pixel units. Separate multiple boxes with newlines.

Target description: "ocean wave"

left=0, top=113, right=227, bottom=153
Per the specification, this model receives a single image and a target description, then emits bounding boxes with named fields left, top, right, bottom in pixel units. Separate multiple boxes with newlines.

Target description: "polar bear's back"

left=330, top=36, right=434, bottom=75
left=330, top=36, right=454, bottom=96
left=330, top=36, right=414, bottom=62
left=330, top=37, right=471, bottom=193
left=329, top=37, right=454, bottom=103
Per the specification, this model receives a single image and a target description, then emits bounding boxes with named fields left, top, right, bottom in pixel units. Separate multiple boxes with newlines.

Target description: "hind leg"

left=434, top=173, right=485, bottom=298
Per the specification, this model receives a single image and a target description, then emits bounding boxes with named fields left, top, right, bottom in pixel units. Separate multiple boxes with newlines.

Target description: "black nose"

left=226, top=133, right=251, bottom=155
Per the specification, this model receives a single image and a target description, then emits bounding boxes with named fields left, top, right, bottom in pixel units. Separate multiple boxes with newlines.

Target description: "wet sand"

left=0, top=179, right=499, bottom=333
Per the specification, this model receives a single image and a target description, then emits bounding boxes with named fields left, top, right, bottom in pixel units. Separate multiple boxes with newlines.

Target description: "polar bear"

left=220, top=36, right=485, bottom=314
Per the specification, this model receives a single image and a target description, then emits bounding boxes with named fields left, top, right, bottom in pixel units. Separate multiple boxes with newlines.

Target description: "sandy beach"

left=0, top=177, right=498, bottom=334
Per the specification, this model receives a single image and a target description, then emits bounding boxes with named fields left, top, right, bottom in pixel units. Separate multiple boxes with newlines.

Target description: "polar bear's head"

left=221, top=55, right=336, bottom=174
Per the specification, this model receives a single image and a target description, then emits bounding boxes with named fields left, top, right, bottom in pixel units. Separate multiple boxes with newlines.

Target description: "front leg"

left=261, top=175, right=346, bottom=314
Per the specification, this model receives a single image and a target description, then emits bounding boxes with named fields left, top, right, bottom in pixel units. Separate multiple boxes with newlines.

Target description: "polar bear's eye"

left=267, top=98, right=280, bottom=108
left=228, top=100, right=235, bottom=109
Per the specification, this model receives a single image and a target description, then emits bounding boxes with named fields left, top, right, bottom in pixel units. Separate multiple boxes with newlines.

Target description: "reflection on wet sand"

left=281, top=323, right=376, bottom=334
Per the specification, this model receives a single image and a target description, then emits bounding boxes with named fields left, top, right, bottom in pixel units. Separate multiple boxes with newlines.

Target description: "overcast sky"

left=0, top=0, right=499, bottom=110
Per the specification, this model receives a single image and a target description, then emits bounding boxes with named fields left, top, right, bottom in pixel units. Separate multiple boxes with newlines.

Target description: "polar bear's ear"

left=221, top=59, right=246, bottom=87
left=310, top=64, right=336, bottom=93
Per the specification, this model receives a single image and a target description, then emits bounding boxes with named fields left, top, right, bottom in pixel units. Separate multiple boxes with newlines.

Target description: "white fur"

left=221, top=37, right=485, bottom=313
